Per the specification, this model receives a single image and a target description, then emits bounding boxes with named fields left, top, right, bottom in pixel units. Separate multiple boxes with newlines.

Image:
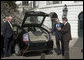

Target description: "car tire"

left=14, top=44, right=21, bottom=56
left=44, top=50, right=52, bottom=54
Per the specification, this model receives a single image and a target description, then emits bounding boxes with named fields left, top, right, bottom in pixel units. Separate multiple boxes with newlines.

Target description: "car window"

left=42, top=16, right=52, bottom=28
left=24, top=16, right=44, bottom=24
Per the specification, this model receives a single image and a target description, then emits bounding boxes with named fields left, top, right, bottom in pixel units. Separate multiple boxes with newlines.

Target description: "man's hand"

left=58, top=27, right=61, bottom=31
left=48, top=30, right=51, bottom=33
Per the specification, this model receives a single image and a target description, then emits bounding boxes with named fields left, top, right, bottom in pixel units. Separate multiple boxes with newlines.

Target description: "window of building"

left=74, top=1, right=83, bottom=3
left=46, top=1, right=53, bottom=5
left=22, top=1, right=29, bottom=6
left=28, top=1, right=32, bottom=8
left=78, top=12, right=83, bottom=37
left=53, top=1, right=62, bottom=4
left=78, top=12, right=83, bottom=30
left=46, top=1, right=62, bottom=5
left=33, top=1, right=36, bottom=8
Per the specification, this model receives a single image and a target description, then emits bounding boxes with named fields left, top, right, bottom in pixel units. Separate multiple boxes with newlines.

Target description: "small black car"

left=13, top=11, right=53, bottom=56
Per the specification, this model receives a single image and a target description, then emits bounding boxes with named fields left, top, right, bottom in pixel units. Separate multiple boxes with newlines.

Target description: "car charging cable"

left=20, top=33, right=30, bottom=58
left=20, top=44, right=30, bottom=58
left=22, top=44, right=29, bottom=56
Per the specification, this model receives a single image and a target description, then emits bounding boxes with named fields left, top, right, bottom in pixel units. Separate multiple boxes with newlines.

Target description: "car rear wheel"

left=43, top=50, right=53, bottom=54
left=15, top=44, right=21, bottom=56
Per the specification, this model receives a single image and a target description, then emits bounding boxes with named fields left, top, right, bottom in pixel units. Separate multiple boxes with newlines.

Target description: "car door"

left=27, top=27, right=49, bottom=51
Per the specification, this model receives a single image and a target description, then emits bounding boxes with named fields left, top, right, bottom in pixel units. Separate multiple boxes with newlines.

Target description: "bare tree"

left=1, top=1, right=24, bottom=25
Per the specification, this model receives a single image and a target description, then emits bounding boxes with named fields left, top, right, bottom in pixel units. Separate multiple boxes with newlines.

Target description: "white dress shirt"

left=64, top=22, right=68, bottom=25
left=8, top=21, right=13, bottom=30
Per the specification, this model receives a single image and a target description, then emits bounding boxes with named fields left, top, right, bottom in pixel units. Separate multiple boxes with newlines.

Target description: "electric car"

left=13, top=11, right=53, bottom=56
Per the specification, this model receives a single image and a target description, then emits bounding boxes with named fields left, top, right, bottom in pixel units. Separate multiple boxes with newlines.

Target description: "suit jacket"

left=61, top=22, right=72, bottom=41
left=3, top=21, right=13, bottom=38
left=1, top=20, right=5, bottom=36
left=51, top=22, right=64, bottom=40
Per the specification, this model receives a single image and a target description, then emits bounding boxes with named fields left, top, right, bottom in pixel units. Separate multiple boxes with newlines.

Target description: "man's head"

left=62, top=17, right=68, bottom=24
left=55, top=18, right=60, bottom=23
left=3, top=16, right=8, bottom=21
left=5, top=17, right=9, bottom=21
left=8, top=16, right=13, bottom=23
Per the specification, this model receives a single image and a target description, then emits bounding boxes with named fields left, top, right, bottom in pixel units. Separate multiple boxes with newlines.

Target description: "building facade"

left=16, top=1, right=83, bottom=38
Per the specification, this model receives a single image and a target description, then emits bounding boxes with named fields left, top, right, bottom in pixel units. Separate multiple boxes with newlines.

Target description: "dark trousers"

left=1, top=35, right=4, bottom=57
left=4, top=37, right=12, bottom=56
left=62, top=40, right=70, bottom=59
left=55, top=33, right=62, bottom=53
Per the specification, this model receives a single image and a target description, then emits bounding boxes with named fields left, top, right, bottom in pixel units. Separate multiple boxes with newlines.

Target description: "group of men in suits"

left=1, top=16, right=13, bottom=57
left=51, top=17, right=72, bottom=59
left=1, top=15, right=72, bottom=59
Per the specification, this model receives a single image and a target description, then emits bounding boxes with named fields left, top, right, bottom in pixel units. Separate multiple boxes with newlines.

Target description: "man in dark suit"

left=51, top=18, right=64, bottom=55
left=3, top=16, right=13, bottom=57
left=58, top=17, right=72, bottom=59
left=1, top=17, right=8, bottom=57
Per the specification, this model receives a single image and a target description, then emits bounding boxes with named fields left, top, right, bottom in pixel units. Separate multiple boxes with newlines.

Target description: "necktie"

left=9, top=22, right=13, bottom=30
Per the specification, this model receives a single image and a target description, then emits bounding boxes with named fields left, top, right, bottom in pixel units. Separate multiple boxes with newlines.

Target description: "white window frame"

left=46, top=1, right=62, bottom=5
left=22, top=1, right=29, bottom=6
left=74, top=1, right=83, bottom=3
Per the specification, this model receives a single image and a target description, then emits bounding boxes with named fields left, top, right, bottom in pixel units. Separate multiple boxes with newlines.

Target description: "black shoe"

left=57, top=53, right=61, bottom=55
left=1, top=55, right=4, bottom=58
left=4, top=54, right=10, bottom=57
left=57, top=51, right=61, bottom=55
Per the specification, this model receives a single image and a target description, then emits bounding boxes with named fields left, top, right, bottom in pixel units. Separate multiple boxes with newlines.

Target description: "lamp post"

left=62, top=4, right=68, bottom=19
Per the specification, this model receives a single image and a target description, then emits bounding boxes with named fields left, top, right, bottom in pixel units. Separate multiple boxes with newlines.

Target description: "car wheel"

left=44, top=50, right=52, bottom=54
left=15, top=44, right=21, bottom=56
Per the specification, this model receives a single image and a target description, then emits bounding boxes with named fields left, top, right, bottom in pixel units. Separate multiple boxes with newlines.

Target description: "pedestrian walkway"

left=52, top=35, right=83, bottom=59
left=52, top=36, right=83, bottom=48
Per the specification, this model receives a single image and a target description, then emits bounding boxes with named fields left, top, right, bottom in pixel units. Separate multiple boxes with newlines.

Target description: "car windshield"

left=24, top=16, right=44, bottom=24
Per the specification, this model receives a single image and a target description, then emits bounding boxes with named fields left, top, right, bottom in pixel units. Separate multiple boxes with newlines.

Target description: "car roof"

left=24, top=11, right=49, bottom=16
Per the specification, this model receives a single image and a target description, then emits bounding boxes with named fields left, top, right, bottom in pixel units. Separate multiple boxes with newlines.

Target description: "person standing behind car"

left=51, top=18, right=64, bottom=55
left=58, top=17, right=72, bottom=59
left=3, top=16, right=13, bottom=57
left=1, top=16, right=9, bottom=58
